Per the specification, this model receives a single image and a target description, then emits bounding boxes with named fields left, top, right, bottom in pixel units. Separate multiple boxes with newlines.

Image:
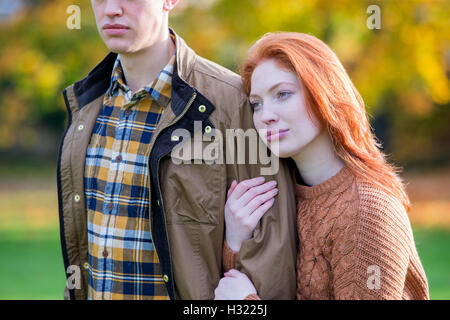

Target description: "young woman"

left=214, top=32, right=429, bottom=300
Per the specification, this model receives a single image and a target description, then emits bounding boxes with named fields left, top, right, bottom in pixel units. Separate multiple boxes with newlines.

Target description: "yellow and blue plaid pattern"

left=84, top=55, right=174, bottom=300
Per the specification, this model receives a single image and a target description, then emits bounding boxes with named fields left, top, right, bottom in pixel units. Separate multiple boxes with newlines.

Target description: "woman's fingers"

left=224, top=269, right=241, bottom=278
left=227, top=180, right=238, bottom=199
left=247, top=197, right=275, bottom=227
left=244, top=187, right=278, bottom=214
left=238, top=180, right=277, bottom=207
left=228, top=177, right=266, bottom=201
left=231, top=189, right=277, bottom=236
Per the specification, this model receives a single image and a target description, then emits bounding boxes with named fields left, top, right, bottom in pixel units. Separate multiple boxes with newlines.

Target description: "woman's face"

left=249, top=59, right=322, bottom=158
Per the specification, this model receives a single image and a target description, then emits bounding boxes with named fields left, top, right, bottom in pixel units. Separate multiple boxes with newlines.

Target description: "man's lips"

left=266, top=129, right=290, bottom=142
left=103, top=24, right=129, bottom=35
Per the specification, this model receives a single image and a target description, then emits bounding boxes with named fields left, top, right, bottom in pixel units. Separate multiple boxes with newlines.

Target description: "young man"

left=57, top=0, right=297, bottom=300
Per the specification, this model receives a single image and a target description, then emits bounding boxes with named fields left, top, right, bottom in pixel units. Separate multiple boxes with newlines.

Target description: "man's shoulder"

left=190, top=54, right=245, bottom=96
left=185, top=54, right=250, bottom=127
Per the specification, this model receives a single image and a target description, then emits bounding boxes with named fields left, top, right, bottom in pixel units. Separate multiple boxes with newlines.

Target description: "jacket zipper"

left=148, top=91, right=197, bottom=299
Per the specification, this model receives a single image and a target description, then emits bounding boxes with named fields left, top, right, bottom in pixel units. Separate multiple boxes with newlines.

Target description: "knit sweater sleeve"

left=222, top=239, right=239, bottom=272
left=223, top=240, right=262, bottom=300
left=331, top=182, right=420, bottom=300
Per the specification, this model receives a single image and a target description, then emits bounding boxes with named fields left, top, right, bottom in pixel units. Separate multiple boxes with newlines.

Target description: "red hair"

left=241, top=32, right=410, bottom=211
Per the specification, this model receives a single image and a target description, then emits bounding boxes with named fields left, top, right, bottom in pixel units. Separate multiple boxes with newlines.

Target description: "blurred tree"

left=0, top=0, right=448, bottom=167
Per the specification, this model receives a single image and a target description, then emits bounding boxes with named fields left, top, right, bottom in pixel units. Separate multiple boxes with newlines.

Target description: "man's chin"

left=103, top=39, right=133, bottom=54
left=107, top=46, right=132, bottom=54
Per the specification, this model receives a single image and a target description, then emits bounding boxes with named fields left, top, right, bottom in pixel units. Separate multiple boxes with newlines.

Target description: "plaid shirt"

left=84, top=54, right=174, bottom=300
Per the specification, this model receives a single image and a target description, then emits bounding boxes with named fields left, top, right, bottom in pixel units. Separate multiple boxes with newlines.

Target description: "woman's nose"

left=260, top=107, right=279, bottom=125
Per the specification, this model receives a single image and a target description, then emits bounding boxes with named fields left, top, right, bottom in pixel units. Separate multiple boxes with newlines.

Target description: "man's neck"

left=292, top=130, right=345, bottom=186
left=119, top=31, right=175, bottom=94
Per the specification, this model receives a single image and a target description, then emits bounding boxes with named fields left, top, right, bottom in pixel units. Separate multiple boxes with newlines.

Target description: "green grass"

left=0, top=228, right=66, bottom=300
left=413, top=227, right=450, bottom=299
left=0, top=226, right=448, bottom=299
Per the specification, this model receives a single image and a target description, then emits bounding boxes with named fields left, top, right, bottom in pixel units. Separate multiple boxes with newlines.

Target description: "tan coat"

left=57, top=29, right=298, bottom=300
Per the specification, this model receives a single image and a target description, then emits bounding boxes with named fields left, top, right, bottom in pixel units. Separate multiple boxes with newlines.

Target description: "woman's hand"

left=225, top=177, right=278, bottom=252
left=214, top=269, right=257, bottom=300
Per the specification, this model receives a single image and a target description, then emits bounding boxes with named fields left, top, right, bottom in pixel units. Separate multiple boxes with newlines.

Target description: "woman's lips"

left=103, top=24, right=129, bottom=36
left=267, top=129, right=290, bottom=142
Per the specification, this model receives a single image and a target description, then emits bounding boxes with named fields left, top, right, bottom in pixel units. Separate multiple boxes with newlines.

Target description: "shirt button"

left=83, top=262, right=89, bottom=270
left=77, top=124, right=84, bottom=131
left=102, top=250, right=108, bottom=258
left=115, top=155, right=122, bottom=162
left=125, top=109, right=131, bottom=116
left=74, top=194, right=81, bottom=203
left=107, top=203, right=114, bottom=211
left=163, top=275, right=169, bottom=283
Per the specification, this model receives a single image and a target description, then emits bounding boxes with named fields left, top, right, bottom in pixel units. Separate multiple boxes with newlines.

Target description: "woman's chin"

left=267, top=147, right=292, bottom=159
left=267, top=140, right=302, bottom=159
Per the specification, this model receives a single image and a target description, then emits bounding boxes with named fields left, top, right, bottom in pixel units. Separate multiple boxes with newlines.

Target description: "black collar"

left=71, top=51, right=196, bottom=117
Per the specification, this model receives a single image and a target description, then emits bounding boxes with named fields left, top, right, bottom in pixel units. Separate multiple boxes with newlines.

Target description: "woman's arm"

left=222, top=239, right=239, bottom=273
left=331, top=188, right=423, bottom=299
left=221, top=177, right=278, bottom=273
left=217, top=178, right=279, bottom=299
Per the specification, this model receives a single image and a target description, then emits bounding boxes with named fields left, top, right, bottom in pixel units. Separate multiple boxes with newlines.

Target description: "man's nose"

left=104, top=0, right=123, bottom=17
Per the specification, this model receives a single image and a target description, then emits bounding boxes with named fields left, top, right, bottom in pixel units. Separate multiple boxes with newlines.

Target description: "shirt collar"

left=106, top=56, right=127, bottom=98
left=106, top=50, right=176, bottom=109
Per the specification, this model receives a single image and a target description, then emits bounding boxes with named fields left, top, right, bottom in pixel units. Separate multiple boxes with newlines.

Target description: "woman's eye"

left=278, top=91, right=292, bottom=99
left=249, top=101, right=262, bottom=110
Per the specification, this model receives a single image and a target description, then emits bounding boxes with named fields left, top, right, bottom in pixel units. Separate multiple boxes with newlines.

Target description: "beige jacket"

left=57, top=29, right=298, bottom=300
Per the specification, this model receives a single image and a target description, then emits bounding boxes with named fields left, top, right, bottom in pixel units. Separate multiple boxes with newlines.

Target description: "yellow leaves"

left=255, top=0, right=305, bottom=30
left=11, top=49, right=63, bottom=102
left=35, top=62, right=62, bottom=100
left=18, top=50, right=41, bottom=74
left=413, top=27, right=450, bottom=105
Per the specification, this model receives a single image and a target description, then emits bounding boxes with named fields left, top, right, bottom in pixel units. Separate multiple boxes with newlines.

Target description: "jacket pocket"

left=160, top=137, right=225, bottom=225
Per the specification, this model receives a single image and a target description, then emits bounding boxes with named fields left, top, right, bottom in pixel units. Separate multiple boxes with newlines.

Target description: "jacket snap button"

left=157, top=200, right=160, bottom=206
left=163, top=275, right=169, bottom=283
left=77, top=124, right=84, bottom=131
left=171, top=135, right=179, bottom=142
left=83, top=262, right=89, bottom=270
left=198, top=105, right=206, bottom=113
left=74, top=194, right=81, bottom=202
left=204, top=126, right=212, bottom=134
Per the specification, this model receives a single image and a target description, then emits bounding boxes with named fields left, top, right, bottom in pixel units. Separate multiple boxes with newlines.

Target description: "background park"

left=0, top=0, right=449, bottom=299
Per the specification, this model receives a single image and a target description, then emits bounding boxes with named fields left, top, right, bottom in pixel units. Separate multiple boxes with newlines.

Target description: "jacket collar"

left=66, top=29, right=198, bottom=116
